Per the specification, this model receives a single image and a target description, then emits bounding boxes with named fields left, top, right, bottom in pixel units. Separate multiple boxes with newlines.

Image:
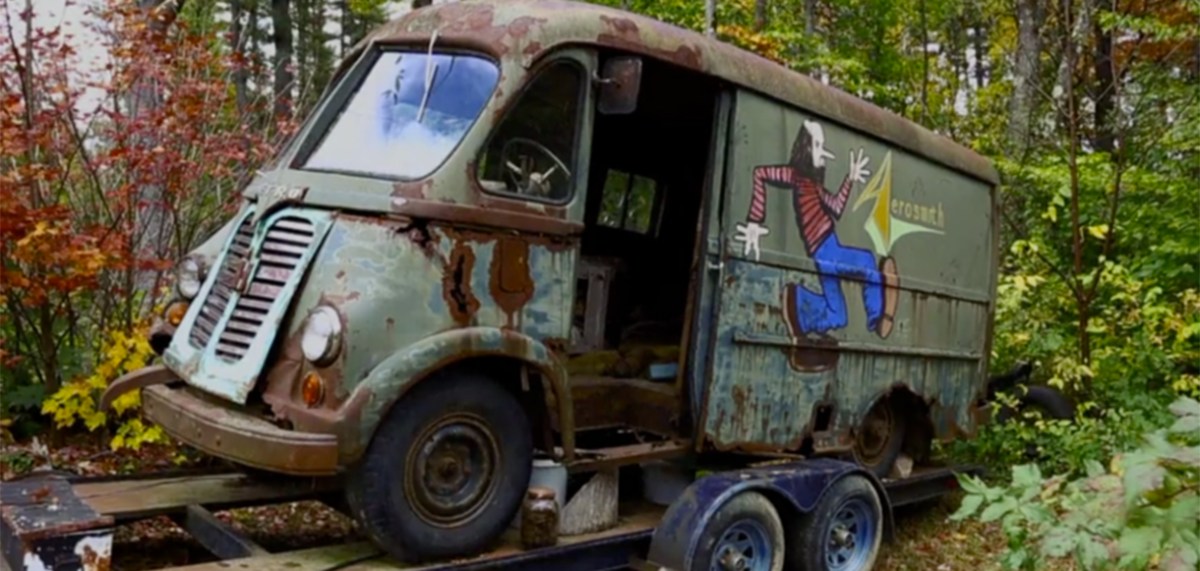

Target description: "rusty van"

left=101, top=0, right=1011, bottom=567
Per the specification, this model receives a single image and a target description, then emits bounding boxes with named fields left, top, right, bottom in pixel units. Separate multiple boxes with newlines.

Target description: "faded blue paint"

left=646, top=458, right=891, bottom=570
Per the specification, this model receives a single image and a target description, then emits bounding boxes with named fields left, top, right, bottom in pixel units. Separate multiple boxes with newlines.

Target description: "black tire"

left=851, top=398, right=907, bottom=478
left=345, top=373, right=532, bottom=563
left=997, top=385, right=1075, bottom=423
left=788, top=474, right=883, bottom=571
left=690, top=491, right=785, bottom=571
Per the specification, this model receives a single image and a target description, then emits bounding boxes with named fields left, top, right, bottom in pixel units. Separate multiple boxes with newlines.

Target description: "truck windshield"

left=303, top=50, right=499, bottom=180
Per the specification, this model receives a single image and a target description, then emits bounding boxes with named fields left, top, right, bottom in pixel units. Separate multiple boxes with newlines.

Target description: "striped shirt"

left=746, top=165, right=852, bottom=255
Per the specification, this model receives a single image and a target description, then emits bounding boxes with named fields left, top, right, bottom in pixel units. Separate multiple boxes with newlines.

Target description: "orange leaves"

left=2, top=216, right=118, bottom=308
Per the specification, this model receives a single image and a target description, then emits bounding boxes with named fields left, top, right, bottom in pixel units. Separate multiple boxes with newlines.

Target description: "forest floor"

left=1, top=434, right=1012, bottom=571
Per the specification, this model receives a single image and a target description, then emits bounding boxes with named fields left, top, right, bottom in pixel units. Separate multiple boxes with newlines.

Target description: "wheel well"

left=878, top=387, right=935, bottom=463
left=427, top=356, right=558, bottom=450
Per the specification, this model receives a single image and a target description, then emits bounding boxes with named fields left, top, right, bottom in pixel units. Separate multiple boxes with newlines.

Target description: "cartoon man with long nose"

left=735, top=119, right=899, bottom=340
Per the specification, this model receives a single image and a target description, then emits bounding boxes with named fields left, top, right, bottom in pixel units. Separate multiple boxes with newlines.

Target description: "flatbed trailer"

left=1, top=461, right=981, bottom=571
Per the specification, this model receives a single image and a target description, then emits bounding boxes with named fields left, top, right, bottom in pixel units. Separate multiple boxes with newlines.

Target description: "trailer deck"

left=1, top=464, right=981, bottom=571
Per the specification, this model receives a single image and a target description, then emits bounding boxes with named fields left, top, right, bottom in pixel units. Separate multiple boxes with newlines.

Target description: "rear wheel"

left=690, top=491, right=785, bottom=571
left=789, top=474, right=883, bottom=571
left=851, top=398, right=906, bottom=478
left=997, top=385, right=1075, bottom=423
left=345, top=373, right=532, bottom=563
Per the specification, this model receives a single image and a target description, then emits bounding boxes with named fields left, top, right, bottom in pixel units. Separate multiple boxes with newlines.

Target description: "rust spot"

left=543, top=336, right=568, bottom=355
left=490, top=236, right=535, bottom=327
left=393, top=178, right=434, bottom=199
left=443, top=241, right=481, bottom=325
left=731, top=385, right=748, bottom=421
left=80, top=543, right=109, bottom=571
left=395, top=197, right=582, bottom=236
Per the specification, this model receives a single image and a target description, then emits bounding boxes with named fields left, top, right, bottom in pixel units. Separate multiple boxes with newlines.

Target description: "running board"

left=567, top=438, right=691, bottom=473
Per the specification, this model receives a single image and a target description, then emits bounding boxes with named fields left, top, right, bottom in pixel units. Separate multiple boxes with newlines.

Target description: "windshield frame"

left=287, top=45, right=501, bottom=182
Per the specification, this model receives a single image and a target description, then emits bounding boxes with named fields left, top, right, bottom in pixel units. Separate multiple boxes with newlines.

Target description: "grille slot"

left=212, top=215, right=316, bottom=361
left=189, top=215, right=254, bottom=349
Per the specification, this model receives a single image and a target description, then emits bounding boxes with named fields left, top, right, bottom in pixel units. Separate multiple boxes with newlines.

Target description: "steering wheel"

left=500, top=137, right=571, bottom=198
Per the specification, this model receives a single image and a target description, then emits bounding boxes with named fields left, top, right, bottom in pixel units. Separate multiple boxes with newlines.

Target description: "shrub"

left=951, top=396, right=1200, bottom=571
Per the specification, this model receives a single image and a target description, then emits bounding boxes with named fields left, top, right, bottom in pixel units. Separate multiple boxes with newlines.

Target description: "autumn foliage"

left=1, top=0, right=295, bottom=444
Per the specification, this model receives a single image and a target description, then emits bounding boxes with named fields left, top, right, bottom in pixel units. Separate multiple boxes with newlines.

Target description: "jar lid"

left=527, top=486, right=556, bottom=500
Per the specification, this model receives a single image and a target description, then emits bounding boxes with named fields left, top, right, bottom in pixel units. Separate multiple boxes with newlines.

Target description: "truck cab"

left=101, top=0, right=1000, bottom=564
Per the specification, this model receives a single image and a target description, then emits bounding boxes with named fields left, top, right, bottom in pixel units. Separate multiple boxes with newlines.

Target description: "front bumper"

left=103, top=366, right=340, bottom=476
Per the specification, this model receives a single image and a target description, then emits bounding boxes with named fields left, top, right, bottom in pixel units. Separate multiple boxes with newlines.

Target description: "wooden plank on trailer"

left=170, top=504, right=270, bottom=559
left=74, top=474, right=338, bottom=521
left=167, top=502, right=665, bottom=570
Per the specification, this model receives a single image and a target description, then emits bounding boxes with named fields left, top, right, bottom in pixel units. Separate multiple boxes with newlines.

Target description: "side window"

left=598, top=169, right=659, bottom=234
left=477, top=61, right=584, bottom=202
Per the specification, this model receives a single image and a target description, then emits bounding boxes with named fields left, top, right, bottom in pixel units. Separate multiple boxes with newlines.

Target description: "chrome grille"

left=213, top=216, right=316, bottom=361
left=189, top=215, right=254, bottom=349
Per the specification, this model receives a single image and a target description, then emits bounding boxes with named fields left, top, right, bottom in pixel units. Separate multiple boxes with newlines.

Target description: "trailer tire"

left=345, top=373, right=532, bottom=563
left=789, top=474, right=883, bottom=571
left=997, top=385, right=1075, bottom=423
left=851, top=397, right=907, bottom=478
left=689, top=491, right=785, bottom=571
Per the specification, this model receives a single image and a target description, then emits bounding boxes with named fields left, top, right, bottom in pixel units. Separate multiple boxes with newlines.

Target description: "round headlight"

left=176, top=257, right=203, bottom=299
left=301, top=306, right=343, bottom=366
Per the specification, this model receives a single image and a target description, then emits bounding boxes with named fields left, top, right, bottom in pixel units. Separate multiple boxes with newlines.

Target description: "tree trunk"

left=1091, top=0, right=1115, bottom=153
left=1006, top=0, right=1043, bottom=157
left=973, top=21, right=987, bottom=88
left=754, top=0, right=768, bottom=32
left=705, top=0, right=716, bottom=37
left=272, top=0, right=294, bottom=121
left=920, top=0, right=929, bottom=123
left=230, top=0, right=250, bottom=113
left=130, top=0, right=185, bottom=311
left=804, top=0, right=818, bottom=35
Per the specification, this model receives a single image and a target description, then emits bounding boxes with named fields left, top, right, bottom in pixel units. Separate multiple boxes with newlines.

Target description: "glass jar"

left=520, top=486, right=559, bottom=549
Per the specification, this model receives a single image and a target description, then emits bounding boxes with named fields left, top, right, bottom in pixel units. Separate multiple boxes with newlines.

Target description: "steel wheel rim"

left=404, top=412, right=500, bottom=528
left=710, top=519, right=774, bottom=571
left=854, top=401, right=894, bottom=465
left=824, top=497, right=876, bottom=570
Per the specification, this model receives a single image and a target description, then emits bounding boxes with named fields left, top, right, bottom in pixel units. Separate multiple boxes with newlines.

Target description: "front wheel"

left=789, top=474, right=883, bottom=571
left=690, top=491, right=785, bottom=571
left=345, top=373, right=532, bottom=563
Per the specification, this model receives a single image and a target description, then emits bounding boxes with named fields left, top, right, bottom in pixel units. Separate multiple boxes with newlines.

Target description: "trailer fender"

left=647, top=458, right=894, bottom=571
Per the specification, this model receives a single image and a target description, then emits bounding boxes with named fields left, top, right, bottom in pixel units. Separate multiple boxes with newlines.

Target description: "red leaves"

left=1, top=0, right=298, bottom=387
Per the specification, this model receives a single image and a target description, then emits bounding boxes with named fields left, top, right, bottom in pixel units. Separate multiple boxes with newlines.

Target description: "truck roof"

left=352, top=0, right=1000, bottom=186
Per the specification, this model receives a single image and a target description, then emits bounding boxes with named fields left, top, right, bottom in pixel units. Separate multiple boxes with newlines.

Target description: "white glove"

left=734, top=221, right=770, bottom=261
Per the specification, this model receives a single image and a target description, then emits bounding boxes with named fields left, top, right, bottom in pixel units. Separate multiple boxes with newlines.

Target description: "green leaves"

left=953, top=396, right=1200, bottom=570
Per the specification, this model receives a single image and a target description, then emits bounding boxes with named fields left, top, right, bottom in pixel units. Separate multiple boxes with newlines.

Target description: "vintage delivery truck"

left=99, top=0, right=1009, bottom=568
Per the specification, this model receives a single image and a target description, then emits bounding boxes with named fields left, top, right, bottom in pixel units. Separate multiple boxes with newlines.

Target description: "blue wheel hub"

left=824, top=498, right=876, bottom=570
left=711, top=519, right=773, bottom=571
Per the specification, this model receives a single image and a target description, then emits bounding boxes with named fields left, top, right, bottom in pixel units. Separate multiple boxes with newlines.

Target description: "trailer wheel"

left=345, top=373, right=532, bottom=563
left=997, top=385, right=1075, bottom=423
left=851, top=398, right=906, bottom=478
left=789, top=474, right=883, bottom=571
left=690, top=491, right=784, bottom=571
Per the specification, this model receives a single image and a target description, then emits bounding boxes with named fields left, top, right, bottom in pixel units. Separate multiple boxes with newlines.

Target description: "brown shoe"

left=878, top=257, right=900, bottom=338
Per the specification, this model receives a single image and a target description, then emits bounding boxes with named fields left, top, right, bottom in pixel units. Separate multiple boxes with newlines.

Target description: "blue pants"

left=791, top=234, right=884, bottom=335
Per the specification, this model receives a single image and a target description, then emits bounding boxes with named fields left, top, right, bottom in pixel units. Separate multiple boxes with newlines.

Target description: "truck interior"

left=564, top=52, right=722, bottom=462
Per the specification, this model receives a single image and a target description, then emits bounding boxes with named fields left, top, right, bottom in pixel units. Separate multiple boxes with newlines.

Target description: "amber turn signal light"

left=165, top=301, right=190, bottom=326
left=301, top=372, right=325, bottom=408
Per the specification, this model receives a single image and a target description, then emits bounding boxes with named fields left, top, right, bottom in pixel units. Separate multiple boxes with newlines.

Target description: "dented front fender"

left=340, top=326, right=575, bottom=462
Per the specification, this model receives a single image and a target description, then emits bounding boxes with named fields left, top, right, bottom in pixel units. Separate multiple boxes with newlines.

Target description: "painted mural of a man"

left=735, top=119, right=899, bottom=339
